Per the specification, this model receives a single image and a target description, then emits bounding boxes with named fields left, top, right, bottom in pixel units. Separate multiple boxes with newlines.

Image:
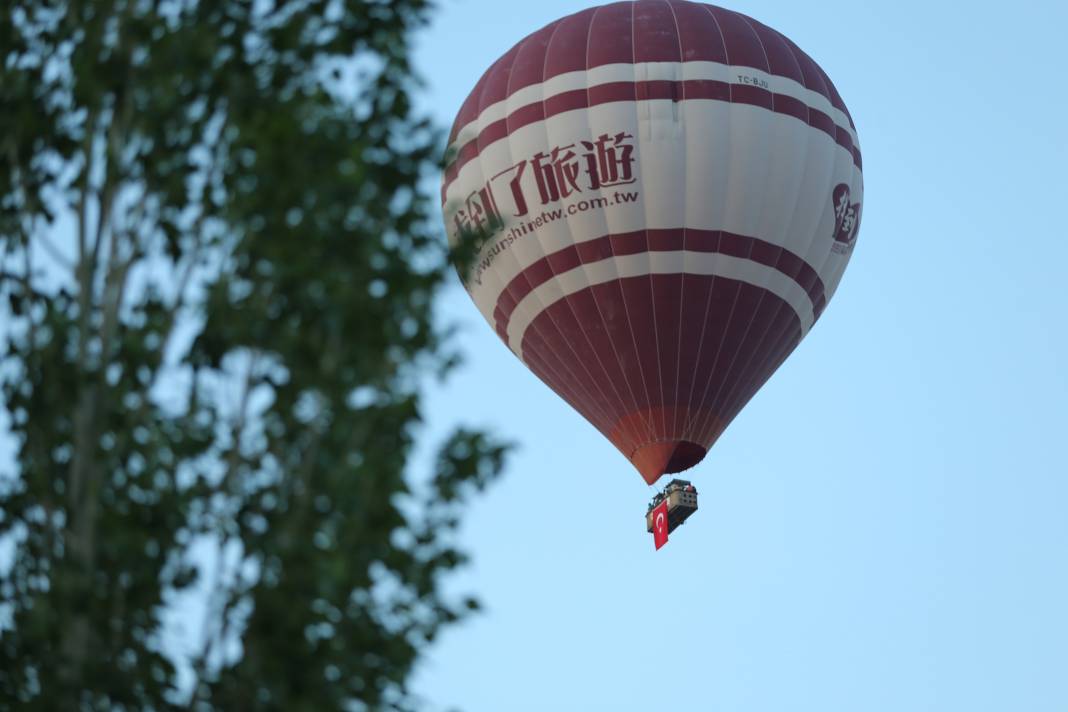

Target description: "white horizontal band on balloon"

left=441, top=79, right=861, bottom=206
left=490, top=229, right=828, bottom=341
left=505, top=251, right=816, bottom=358
left=446, top=60, right=858, bottom=158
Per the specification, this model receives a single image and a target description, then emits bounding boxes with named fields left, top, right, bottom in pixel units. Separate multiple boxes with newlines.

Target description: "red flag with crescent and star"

left=652, top=500, right=669, bottom=551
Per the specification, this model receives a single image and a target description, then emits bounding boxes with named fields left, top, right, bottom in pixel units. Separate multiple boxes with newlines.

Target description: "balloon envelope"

left=442, top=0, right=863, bottom=484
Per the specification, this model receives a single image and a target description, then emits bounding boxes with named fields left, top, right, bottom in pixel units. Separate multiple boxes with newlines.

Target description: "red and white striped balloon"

left=442, top=0, right=862, bottom=485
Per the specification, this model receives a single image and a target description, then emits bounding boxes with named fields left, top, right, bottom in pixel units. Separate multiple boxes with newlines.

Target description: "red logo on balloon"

left=831, top=183, right=861, bottom=250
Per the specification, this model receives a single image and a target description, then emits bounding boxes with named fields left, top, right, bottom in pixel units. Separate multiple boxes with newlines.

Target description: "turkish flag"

left=651, top=500, right=669, bottom=550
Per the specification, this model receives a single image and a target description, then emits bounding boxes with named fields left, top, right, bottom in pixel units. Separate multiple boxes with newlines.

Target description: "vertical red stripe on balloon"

left=587, top=3, right=634, bottom=68
left=671, top=0, right=728, bottom=63
left=544, top=7, right=596, bottom=80
left=749, top=18, right=804, bottom=83
left=708, top=4, right=769, bottom=71
left=524, top=312, right=616, bottom=434
left=652, top=269, right=684, bottom=439
left=479, top=47, right=517, bottom=116
left=633, top=1, right=683, bottom=63
left=508, top=20, right=554, bottom=96
left=780, top=34, right=830, bottom=111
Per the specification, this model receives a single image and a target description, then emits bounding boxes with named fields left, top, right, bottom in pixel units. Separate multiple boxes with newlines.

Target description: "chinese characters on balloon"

left=452, top=131, right=637, bottom=239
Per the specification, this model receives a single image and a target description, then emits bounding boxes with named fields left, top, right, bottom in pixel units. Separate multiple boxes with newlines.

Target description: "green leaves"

left=0, top=1, right=508, bottom=710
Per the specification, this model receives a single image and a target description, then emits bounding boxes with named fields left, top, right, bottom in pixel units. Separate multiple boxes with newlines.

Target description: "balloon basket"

left=645, top=479, right=699, bottom=536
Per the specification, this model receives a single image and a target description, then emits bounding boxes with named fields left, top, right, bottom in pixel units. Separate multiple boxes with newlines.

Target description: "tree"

left=0, top=1, right=507, bottom=709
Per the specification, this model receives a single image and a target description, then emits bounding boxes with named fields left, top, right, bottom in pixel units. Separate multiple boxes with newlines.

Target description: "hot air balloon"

left=442, top=2, right=862, bottom=497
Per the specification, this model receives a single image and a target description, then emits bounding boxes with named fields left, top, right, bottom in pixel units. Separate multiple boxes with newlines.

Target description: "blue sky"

left=410, top=1, right=1068, bottom=711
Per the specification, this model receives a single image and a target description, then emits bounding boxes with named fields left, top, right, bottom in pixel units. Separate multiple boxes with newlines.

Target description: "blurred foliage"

left=0, top=0, right=508, bottom=709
